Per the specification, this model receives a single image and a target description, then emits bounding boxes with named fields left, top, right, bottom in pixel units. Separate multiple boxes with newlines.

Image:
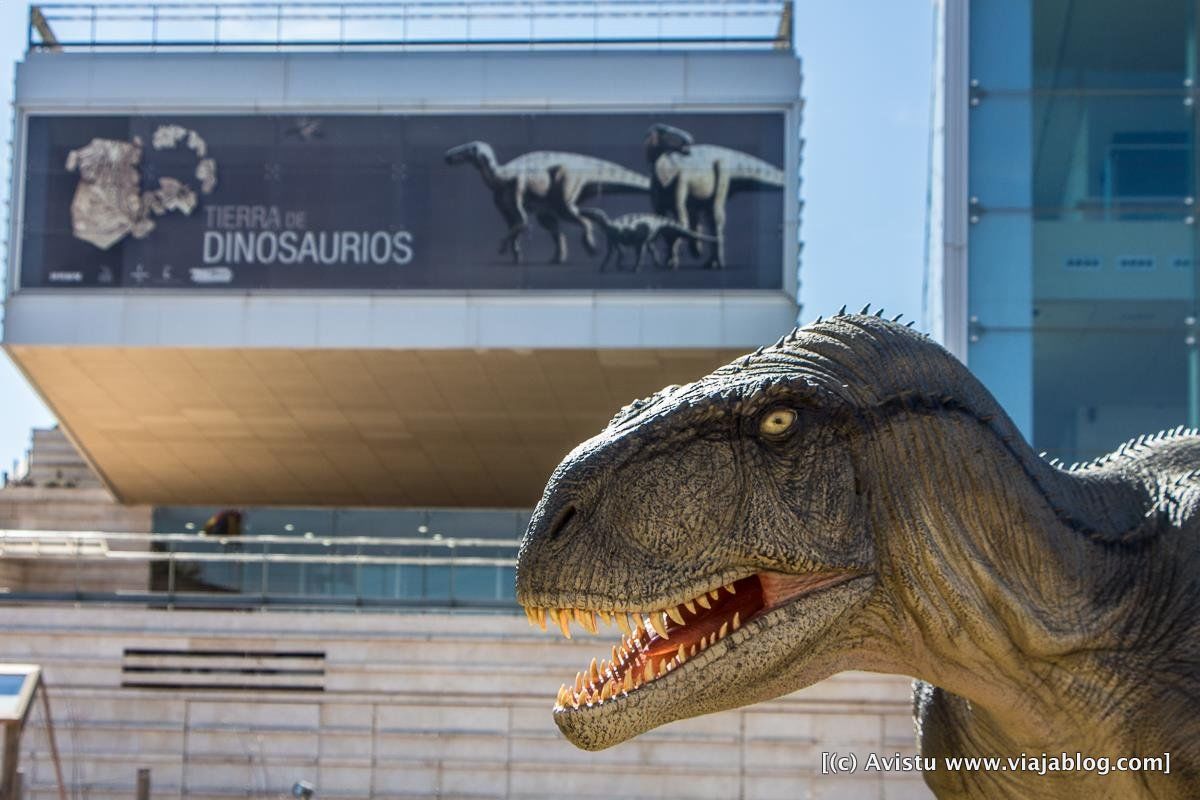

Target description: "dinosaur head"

left=444, top=140, right=494, bottom=166
left=517, top=313, right=980, bottom=750
left=644, top=123, right=693, bottom=157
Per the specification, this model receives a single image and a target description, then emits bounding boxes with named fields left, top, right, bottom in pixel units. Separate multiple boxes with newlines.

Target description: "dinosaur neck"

left=857, top=410, right=1165, bottom=736
left=474, top=150, right=504, bottom=188
left=645, top=145, right=670, bottom=166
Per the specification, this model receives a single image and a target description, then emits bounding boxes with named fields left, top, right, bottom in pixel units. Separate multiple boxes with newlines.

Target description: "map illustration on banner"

left=20, top=113, right=786, bottom=290
left=65, top=125, right=217, bottom=251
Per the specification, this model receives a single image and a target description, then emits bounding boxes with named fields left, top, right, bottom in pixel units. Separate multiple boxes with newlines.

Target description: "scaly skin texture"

left=515, top=311, right=1200, bottom=799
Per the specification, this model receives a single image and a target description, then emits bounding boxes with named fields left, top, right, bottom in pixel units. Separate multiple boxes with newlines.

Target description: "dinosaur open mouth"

left=522, top=570, right=858, bottom=710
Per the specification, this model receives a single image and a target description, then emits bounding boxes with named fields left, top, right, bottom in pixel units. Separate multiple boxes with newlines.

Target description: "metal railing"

left=0, top=528, right=520, bottom=611
left=28, top=2, right=795, bottom=52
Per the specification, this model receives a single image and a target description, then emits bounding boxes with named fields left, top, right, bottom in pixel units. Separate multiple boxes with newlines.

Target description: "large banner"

left=19, top=113, right=785, bottom=290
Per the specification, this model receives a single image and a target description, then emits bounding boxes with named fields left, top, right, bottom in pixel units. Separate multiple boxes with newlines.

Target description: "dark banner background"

left=20, top=113, right=785, bottom=290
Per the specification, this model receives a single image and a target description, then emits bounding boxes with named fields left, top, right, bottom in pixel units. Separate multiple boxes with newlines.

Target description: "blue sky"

left=0, top=1, right=934, bottom=471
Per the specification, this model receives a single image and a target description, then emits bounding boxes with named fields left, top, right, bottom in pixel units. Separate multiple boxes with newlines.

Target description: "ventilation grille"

left=121, top=648, right=325, bottom=692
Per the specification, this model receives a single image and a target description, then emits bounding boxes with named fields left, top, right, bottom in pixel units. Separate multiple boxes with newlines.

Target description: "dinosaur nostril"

left=548, top=505, right=577, bottom=540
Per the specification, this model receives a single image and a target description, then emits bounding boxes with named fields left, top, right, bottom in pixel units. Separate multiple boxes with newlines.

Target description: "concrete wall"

left=0, top=485, right=152, bottom=593
left=0, top=606, right=932, bottom=800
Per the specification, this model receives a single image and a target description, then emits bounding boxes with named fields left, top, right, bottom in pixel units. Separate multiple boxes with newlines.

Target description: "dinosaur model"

left=578, top=208, right=718, bottom=272
left=515, top=310, right=1200, bottom=799
left=444, top=141, right=649, bottom=264
left=643, top=123, right=785, bottom=270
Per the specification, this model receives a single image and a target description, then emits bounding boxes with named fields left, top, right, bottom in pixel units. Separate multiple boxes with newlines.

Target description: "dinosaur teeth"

left=556, top=609, right=572, bottom=639
left=574, top=608, right=598, bottom=635
left=545, top=576, right=765, bottom=711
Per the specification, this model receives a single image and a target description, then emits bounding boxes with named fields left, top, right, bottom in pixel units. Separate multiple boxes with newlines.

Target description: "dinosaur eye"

left=759, top=408, right=797, bottom=437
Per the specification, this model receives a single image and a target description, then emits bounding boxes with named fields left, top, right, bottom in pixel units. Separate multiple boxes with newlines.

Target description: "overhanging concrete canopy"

left=8, top=346, right=744, bottom=507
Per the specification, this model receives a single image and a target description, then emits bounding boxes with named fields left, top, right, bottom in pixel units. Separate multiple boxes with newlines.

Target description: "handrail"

left=0, top=526, right=521, bottom=611
left=28, top=1, right=795, bottom=52
left=0, top=529, right=520, bottom=549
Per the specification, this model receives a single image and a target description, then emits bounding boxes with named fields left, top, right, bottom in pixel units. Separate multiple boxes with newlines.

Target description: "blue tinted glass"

left=452, top=566, right=501, bottom=601
left=968, top=212, right=1034, bottom=327
left=970, top=0, right=1032, bottom=90
left=969, top=95, right=1032, bottom=209
left=0, top=674, right=26, bottom=695
left=1033, top=308, right=1189, bottom=462
left=1033, top=0, right=1191, bottom=90
left=1034, top=219, right=1194, bottom=303
left=1033, top=94, right=1193, bottom=217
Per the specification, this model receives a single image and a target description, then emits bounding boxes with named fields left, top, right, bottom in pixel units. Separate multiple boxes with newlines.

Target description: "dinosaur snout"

left=444, top=142, right=476, bottom=164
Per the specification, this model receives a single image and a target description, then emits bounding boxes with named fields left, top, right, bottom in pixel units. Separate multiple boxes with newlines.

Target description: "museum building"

left=0, top=3, right=931, bottom=799
left=927, top=0, right=1200, bottom=462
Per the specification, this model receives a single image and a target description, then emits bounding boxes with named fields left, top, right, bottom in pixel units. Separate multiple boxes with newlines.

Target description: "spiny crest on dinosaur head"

left=721, top=312, right=1014, bottom=430
left=607, top=383, right=685, bottom=429
left=608, top=311, right=1019, bottom=441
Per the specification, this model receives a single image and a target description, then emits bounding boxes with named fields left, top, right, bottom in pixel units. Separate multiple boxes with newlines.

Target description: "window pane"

left=1034, top=219, right=1194, bottom=303
left=969, top=96, right=1033, bottom=209
left=1032, top=93, right=1194, bottom=218
left=1033, top=305, right=1190, bottom=462
left=970, top=0, right=1032, bottom=91
left=1033, top=0, right=1192, bottom=90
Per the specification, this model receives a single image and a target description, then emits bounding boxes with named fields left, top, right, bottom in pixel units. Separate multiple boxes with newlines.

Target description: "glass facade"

left=968, top=0, right=1200, bottom=463
left=150, top=506, right=526, bottom=608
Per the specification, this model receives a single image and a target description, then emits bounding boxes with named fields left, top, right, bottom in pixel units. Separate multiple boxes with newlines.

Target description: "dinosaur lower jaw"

left=532, top=570, right=861, bottom=710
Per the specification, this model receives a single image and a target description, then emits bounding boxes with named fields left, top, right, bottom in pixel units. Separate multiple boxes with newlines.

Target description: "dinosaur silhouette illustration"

left=643, top=123, right=784, bottom=270
left=579, top=208, right=718, bottom=272
left=445, top=141, right=650, bottom=264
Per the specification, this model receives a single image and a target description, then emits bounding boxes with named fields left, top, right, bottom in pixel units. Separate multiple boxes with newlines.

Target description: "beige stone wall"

left=0, top=486, right=153, bottom=594
left=0, top=605, right=933, bottom=800
left=0, top=486, right=152, bottom=532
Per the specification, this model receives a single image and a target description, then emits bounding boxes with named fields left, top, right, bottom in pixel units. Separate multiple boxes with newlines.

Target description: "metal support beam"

left=0, top=724, right=20, bottom=800
left=28, top=7, right=62, bottom=52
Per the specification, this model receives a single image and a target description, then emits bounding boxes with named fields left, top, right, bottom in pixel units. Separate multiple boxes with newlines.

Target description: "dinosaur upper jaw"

left=523, top=569, right=874, bottom=751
